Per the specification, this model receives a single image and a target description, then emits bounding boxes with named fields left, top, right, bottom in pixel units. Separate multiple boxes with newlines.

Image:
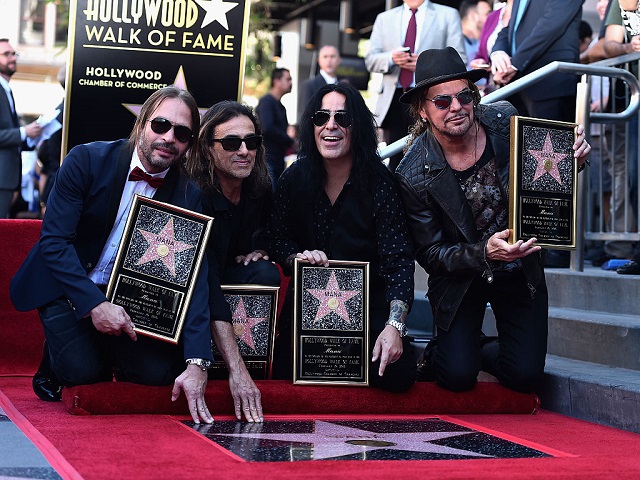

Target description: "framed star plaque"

left=209, top=285, right=279, bottom=380
left=106, top=195, right=212, bottom=344
left=293, top=259, right=370, bottom=386
left=509, top=116, right=578, bottom=249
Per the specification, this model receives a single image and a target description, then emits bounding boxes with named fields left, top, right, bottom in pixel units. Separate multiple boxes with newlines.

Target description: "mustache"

left=151, top=141, right=179, bottom=155
left=445, top=113, right=469, bottom=123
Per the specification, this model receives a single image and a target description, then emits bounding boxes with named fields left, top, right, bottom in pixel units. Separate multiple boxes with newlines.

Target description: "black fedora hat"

left=399, top=46, right=486, bottom=104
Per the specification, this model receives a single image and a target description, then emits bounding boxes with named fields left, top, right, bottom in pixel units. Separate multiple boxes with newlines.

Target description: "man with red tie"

left=10, top=86, right=263, bottom=423
left=365, top=0, right=466, bottom=172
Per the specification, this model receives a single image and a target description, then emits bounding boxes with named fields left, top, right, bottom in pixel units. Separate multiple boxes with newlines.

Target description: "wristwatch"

left=185, top=358, right=211, bottom=371
left=385, top=319, right=408, bottom=337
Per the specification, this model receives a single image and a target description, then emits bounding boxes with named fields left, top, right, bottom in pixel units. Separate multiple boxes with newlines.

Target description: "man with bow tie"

left=10, top=86, right=263, bottom=424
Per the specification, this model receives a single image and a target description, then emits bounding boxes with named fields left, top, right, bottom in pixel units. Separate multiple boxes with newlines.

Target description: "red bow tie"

left=128, top=166, right=164, bottom=188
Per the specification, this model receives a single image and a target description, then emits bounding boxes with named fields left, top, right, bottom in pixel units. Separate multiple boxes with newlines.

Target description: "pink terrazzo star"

left=306, top=271, right=359, bottom=324
left=529, top=132, right=569, bottom=184
left=232, top=297, right=266, bottom=352
left=136, top=217, right=195, bottom=276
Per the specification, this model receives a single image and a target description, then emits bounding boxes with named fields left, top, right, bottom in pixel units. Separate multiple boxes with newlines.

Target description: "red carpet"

left=62, top=380, right=539, bottom=416
left=2, top=377, right=640, bottom=479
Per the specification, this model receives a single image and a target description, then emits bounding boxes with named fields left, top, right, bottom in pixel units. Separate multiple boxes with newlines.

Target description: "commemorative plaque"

left=293, top=259, right=369, bottom=386
left=209, top=285, right=279, bottom=380
left=509, top=116, right=578, bottom=249
left=107, top=195, right=212, bottom=343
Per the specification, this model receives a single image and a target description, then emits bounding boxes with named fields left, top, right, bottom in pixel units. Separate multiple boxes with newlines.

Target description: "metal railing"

left=379, top=54, right=640, bottom=271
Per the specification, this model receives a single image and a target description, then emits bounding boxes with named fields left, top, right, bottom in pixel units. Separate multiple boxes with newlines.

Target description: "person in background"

left=299, top=45, right=342, bottom=116
left=0, top=38, right=42, bottom=218
left=459, top=0, right=493, bottom=67
left=395, top=48, right=591, bottom=393
left=256, top=68, right=295, bottom=190
left=10, top=86, right=263, bottom=423
left=268, top=82, right=416, bottom=392
left=365, top=0, right=466, bottom=173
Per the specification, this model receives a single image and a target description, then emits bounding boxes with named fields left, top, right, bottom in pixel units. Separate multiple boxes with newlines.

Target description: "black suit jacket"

left=492, top=0, right=582, bottom=101
left=0, top=85, right=23, bottom=191
left=299, top=74, right=329, bottom=118
left=10, top=139, right=213, bottom=360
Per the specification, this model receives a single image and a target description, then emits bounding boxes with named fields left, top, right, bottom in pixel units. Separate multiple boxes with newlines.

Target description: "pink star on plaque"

left=136, top=217, right=195, bottom=276
left=529, top=132, right=569, bottom=184
left=232, top=298, right=267, bottom=352
left=307, top=271, right=359, bottom=324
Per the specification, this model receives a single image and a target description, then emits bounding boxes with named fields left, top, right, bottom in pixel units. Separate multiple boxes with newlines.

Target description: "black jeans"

left=38, top=297, right=184, bottom=386
left=431, top=270, right=548, bottom=393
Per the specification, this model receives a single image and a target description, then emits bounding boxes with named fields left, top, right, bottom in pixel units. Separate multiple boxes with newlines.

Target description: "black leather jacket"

left=396, top=101, right=544, bottom=331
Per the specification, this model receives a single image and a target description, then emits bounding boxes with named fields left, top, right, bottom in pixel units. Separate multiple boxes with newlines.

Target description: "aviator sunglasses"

left=149, top=117, right=193, bottom=143
left=426, top=89, right=475, bottom=110
left=312, top=110, right=352, bottom=128
left=212, top=135, right=262, bottom=151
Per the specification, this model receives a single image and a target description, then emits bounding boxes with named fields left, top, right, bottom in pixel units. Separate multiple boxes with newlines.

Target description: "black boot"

left=32, top=341, right=62, bottom=402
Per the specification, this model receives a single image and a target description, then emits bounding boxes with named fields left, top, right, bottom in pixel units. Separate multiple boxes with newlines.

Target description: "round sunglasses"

left=312, top=110, right=352, bottom=128
left=211, top=135, right=262, bottom=151
left=149, top=117, right=193, bottom=143
left=426, top=89, right=474, bottom=110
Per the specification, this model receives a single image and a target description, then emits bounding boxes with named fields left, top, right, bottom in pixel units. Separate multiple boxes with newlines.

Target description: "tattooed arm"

left=371, top=300, right=410, bottom=377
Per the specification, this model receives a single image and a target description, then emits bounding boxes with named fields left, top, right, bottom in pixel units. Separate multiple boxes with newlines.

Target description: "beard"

left=0, top=62, right=16, bottom=78
left=432, top=113, right=475, bottom=138
left=138, top=134, right=182, bottom=172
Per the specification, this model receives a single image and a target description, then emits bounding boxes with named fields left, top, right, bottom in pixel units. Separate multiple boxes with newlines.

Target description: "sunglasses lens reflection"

left=150, top=118, right=192, bottom=143
left=312, top=111, right=351, bottom=128
left=217, top=136, right=262, bottom=151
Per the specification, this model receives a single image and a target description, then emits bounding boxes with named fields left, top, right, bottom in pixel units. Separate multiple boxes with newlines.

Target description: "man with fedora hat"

left=395, top=47, right=591, bottom=393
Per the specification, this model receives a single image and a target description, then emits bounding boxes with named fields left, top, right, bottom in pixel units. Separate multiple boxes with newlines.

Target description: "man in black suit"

left=299, top=45, right=342, bottom=116
left=0, top=38, right=42, bottom=218
left=10, top=86, right=263, bottom=423
left=490, top=0, right=583, bottom=121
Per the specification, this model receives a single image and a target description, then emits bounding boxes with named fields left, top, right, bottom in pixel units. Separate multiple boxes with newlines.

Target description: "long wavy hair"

left=407, top=79, right=481, bottom=146
left=186, top=101, right=271, bottom=198
left=128, top=85, right=200, bottom=154
left=297, top=82, right=380, bottom=191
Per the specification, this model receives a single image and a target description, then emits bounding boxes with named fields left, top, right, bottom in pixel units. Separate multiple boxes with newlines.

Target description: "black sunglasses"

left=312, top=110, right=352, bottom=128
left=149, top=117, right=193, bottom=143
left=212, top=135, right=262, bottom=151
left=426, top=89, right=474, bottom=110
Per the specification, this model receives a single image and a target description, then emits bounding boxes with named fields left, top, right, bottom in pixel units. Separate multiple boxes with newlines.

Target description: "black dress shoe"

left=415, top=340, right=436, bottom=382
left=617, top=260, right=640, bottom=275
left=33, top=342, right=62, bottom=402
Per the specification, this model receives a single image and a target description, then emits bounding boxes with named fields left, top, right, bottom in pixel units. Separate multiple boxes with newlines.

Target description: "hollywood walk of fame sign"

left=188, top=418, right=555, bottom=462
left=107, top=195, right=212, bottom=343
left=62, top=0, right=251, bottom=154
left=209, top=285, right=279, bottom=380
left=293, top=259, right=370, bottom=386
left=509, top=116, right=578, bottom=249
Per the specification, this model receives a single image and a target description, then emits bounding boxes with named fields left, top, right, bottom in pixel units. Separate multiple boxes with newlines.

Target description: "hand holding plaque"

left=106, top=195, right=212, bottom=344
left=293, top=259, right=370, bottom=386
left=509, top=116, right=578, bottom=249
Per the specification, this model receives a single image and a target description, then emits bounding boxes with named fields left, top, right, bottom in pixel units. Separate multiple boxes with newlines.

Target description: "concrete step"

left=541, top=354, right=640, bottom=434
left=545, top=266, right=640, bottom=316
left=548, top=307, right=640, bottom=370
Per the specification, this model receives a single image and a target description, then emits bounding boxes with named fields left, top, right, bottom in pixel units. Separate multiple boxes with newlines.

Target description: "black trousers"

left=39, top=297, right=184, bottom=386
left=381, top=88, right=414, bottom=173
left=430, top=270, right=548, bottom=393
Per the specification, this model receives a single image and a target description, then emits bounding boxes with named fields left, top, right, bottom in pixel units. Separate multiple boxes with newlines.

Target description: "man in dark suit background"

left=299, top=45, right=342, bottom=116
left=490, top=0, right=583, bottom=121
left=0, top=38, right=42, bottom=218
left=10, top=86, right=263, bottom=424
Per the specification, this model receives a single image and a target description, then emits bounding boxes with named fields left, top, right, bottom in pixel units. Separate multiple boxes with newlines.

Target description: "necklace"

left=454, top=122, right=480, bottom=194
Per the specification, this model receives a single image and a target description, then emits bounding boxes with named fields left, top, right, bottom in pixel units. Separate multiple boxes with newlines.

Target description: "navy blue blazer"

left=492, top=0, right=582, bottom=101
left=10, top=139, right=213, bottom=361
